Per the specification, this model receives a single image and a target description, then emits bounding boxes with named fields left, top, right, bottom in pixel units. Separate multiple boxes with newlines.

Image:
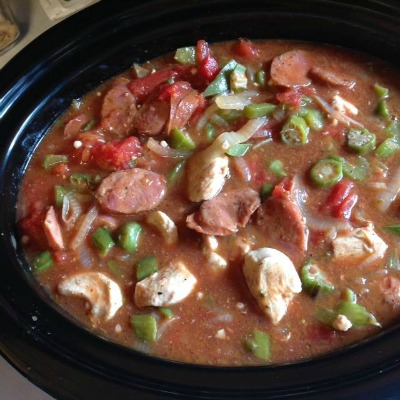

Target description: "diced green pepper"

left=218, top=109, right=242, bottom=122
left=131, top=314, right=157, bottom=342
left=384, top=119, right=400, bottom=137
left=330, top=155, right=368, bottom=181
left=117, top=222, right=142, bottom=253
left=203, top=59, right=237, bottom=97
left=43, top=154, right=68, bottom=170
left=377, top=138, right=400, bottom=158
left=54, top=185, right=70, bottom=207
left=383, top=224, right=400, bottom=235
left=260, top=183, right=274, bottom=201
left=337, top=301, right=380, bottom=327
left=32, top=251, right=53, bottom=273
left=136, top=257, right=159, bottom=281
left=280, top=115, right=309, bottom=145
left=243, top=103, right=277, bottom=119
left=69, top=173, right=94, bottom=191
left=376, top=99, right=390, bottom=119
left=374, top=83, right=389, bottom=99
left=169, top=128, right=196, bottom=150
left=297, top=108, right=324, bottom=130
left=167, top=160, right=186, bottom=186
left=244, top=329, right=270, bottom=361
left=310, top=158, right=343, bottom=187
left=174, top=46, right=196, bottom=65
left=226, top=143, right=252, bottom=157
left=92, top=227, right=115, bottom=256
left=315, top=308, right=338, bottom=326
left=159, top=307, right=173, bottom=319
left=255, top=70, right=266, bottom=88
left=301, top=261, right=334, bottom=296
left=347, top=128, right=376, bottom=155
left=268, top=159, right=287, bottom=178
left=230, top=63, right=247, bottom=92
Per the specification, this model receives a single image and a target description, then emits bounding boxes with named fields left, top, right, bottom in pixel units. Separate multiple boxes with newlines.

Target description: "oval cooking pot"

left=1, top=1, right=400, bottom=399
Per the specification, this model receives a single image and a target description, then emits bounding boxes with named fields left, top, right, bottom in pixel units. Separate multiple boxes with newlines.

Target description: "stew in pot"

left=17, top=39, right=400, bottom=365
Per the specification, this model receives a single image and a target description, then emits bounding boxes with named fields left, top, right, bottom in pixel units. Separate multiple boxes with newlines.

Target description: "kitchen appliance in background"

left=39, top=0, right=100, bottom=20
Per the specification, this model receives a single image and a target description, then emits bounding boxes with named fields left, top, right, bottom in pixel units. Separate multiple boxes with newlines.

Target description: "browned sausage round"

left=96, top=168, right=167, bottom=214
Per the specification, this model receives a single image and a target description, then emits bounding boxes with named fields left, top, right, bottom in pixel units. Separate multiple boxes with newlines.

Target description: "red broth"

left=17, top=39, right=400, bottom=365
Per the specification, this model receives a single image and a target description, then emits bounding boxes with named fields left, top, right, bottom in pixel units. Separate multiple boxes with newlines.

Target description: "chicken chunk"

left=43, top=206, right=64, bottom=250
left=186, top=154, right=229, bottom=202
left=135, top=262, right=197, bottom=307
left=146, top=210, right=178, bottom=245
left=58, top=272, right=123, bottom=322
left=333, top=225, right=387, bottom=262
left=243, top=248, right=302, bottom=325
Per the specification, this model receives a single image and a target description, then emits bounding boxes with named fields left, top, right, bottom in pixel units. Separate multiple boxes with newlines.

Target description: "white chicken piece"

left=187, top=154, right=229, bottom=202
left=145, top=210, right=178, bottom=245
left=187, top=118, right=266, bottom=202
left=58, top=272, right=123, bottom=322
left=332, top=314, right=352, bottom=332
left=206, top=251, right=228, bottom=270
left=135, top=262, right=197, bottom=307
left=43, top=206, right=64, bottom=250
left=333, top=224, right=387, bottom=262
left=243, top=248, right=302, bottom=325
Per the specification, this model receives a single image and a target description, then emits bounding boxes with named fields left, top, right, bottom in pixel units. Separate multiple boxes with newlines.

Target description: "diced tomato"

left=198, top=55, right=219, bottom=82
left=322, top=180, right=358, bottom=219
left=128, top=68, right=179, bottom=103
left=158, top=81, right=192, bottom=101
left=276, top=86, right=316, bottom=111
left=91, top=136, right=143, bottom=171
left=196, top=39, right=210, bottom=64
left=307, top=324, right=337, bottom=342
left=52, top=162, right=69, bottom=178
left=188, top=94, right=206, bottom=126
left=19, top=208, right=47, bottom=248
left=232, top=38, right=259, bottom=59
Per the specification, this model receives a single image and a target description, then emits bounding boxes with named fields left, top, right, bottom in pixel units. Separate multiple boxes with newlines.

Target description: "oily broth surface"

left=17, top=39, right=400, bottom=366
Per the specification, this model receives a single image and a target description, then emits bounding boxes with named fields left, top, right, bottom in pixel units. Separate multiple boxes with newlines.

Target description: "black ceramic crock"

left=2, top=1, right=400, bottom=399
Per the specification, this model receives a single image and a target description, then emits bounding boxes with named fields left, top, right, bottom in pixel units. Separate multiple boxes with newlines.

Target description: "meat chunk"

left=332, top=224, right=387, bottom=262
left=270, top=50, right=311, bottom=88
left=187, top=188, right=260, bottom=236
left=186, top=154, right=229, bottom=202
left=96, top=168, right=166, bottom=214
left=58, top=272, right=123, bottom=322
left=381, top=276, right=400, bottom=305
left=243, top=248, right=302, bottom=324
left=100, top=83, right=137, bottom=137
left=256, top=187, right=308, bottom=256
left=145, top=210, right=178, bottom=245
left=132, top=95, right=170, bottom=136
left=135, top=262, right=197, bottom=307
left=43, top=206, right=64, bottom=250
left=309, top=66, right=355, bottom=89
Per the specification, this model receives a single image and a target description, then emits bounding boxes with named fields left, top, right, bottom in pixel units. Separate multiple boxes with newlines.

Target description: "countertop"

left=1, top=3, right=81, bottom=399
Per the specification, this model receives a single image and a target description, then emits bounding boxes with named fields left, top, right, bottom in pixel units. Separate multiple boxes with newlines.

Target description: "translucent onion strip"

left=231, top=156, right=251, bottom=182
left=146, top=138, right=192, bottom=158
left=215, top=91, right=258, bottom=110
left=377, top=166, right=400, bottom=212
left=62, top=192, right=82, bottom=229
left=70, top=205, right=99, bottom=250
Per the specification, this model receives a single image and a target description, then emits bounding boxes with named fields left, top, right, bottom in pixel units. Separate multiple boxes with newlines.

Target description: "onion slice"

left=62, top=192, right=82, bottom=230
left=215, top=91, right=258, bottom=110
left=70, top=205, right=99, bottom=250
left=146, top=138, right=192, bottom=158
left=377, top=166, right=400, bottom=212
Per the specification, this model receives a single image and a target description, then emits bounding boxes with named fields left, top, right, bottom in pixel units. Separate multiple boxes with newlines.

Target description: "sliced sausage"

left=381, top=276, right=400, bottom=305
left=187, top=188, right=260, bottom=236
left=43, top=206, right=64, bottom=250
left=100, top=84, right=137, bottom=137
left=132, top=95, right=170, bottom=136
left=135, top=262, right=197, bottom=307
left=256, top=188, right=308, bottom=255
left=309, top=66, right=355, bottom=89
left=95, top=168, right=166, bottom=214
left=270, top=50, right=311, bottom=88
